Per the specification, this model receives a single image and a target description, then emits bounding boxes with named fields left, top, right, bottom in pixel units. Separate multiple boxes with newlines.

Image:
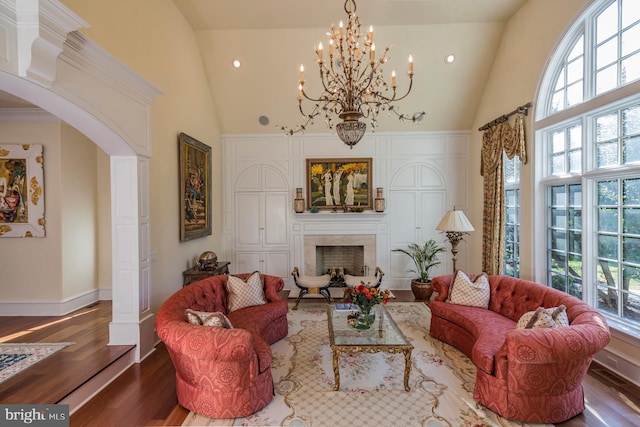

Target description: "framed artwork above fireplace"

left=306, top=158, right=372, bottom=210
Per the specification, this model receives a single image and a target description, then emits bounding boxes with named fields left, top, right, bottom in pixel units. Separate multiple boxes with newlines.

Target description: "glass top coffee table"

left=327, top=304, right=414, bottom=391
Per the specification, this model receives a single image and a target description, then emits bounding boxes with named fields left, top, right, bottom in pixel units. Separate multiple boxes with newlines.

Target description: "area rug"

left=0, top=342, right=73, bottom=383
left=182, top=303, right=550, bottom=427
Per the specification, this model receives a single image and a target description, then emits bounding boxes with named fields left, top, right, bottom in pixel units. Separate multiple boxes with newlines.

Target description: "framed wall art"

left=306, top=158, right=372, bottom=210
left=0, top=144, right=45, bottom=237
left=179, top=132, right=212, bottom=241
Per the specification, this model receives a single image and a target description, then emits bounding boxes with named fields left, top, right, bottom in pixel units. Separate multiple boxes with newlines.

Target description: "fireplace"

left=304, top=234, right=376, bottom=277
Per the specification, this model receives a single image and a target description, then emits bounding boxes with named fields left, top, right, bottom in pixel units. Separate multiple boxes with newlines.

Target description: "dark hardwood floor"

left=2, top=293, right=639, bottom=426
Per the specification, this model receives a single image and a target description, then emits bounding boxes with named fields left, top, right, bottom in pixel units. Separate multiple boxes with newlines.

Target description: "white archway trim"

left=0, top=0, right=162, bottom=362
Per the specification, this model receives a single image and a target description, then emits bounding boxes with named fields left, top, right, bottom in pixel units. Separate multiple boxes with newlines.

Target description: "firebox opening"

left=315, top=245, right=365, bottom=276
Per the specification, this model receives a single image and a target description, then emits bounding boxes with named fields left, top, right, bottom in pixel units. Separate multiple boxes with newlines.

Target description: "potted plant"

left=393, top=239, right=445, bottom=301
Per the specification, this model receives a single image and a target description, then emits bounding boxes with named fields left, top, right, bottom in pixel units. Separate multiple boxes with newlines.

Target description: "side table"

left=182, top=261, right=230, bottom=286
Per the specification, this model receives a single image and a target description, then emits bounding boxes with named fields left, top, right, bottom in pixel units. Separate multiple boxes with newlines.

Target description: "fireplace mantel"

left=293, top=212, right=386, bottom=222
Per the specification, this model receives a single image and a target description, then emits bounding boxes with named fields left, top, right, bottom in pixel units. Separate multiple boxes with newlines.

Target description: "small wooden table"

left=182, top=262, right=230, bottom=286
left=327, top=304, right=413, bottom=391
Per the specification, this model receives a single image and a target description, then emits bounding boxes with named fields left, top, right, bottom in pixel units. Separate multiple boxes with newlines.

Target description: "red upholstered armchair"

left=155, top=273, right=288, bottom=419
left=430, top=274, right=611, bottom=423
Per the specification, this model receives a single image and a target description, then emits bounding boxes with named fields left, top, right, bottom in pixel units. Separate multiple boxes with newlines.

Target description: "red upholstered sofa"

left=429, top=274, right=610, bottom=424
left=155, top=273, right=288, bottom=419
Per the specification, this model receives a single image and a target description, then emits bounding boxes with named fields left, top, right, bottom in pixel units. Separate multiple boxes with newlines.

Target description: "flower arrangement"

left=343, top=282, right=390, bottom=310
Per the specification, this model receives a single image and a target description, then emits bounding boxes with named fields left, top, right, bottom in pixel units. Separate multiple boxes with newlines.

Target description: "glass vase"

left=354, top=305, right=376, bottom=330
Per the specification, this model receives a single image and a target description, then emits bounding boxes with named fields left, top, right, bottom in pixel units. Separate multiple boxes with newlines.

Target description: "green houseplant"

left=393, top=239, right=445, bottom=301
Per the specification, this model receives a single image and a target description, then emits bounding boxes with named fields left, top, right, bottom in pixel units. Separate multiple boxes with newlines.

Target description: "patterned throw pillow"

left=517, top=305, right=569, bottom=329
left=185, top=309, right=233, bottom=328
left=517, top=307, right=559, bottom=329
left=447, top=270, right=490, bottom=309
left=226, top=271, right=267, bottom=312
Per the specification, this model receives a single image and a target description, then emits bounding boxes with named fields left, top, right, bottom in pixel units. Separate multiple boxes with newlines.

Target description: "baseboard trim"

left=593, top=347, right=640, bottom=388
left=0, top=289, right=100, bottom=316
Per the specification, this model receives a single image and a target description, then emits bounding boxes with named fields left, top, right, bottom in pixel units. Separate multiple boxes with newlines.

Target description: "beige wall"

left=60, top=124, right=99, bottom=300
left=467, top=0, right=588, bottom=277
left=0, top=122, right=64, bottom=301
left=60, top=0, right=223, bottom=310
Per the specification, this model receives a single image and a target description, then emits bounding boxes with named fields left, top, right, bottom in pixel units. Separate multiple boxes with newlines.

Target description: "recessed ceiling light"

left=445, top=54, right=455, bottom=64
left=233, top=59, right=241, bottom=68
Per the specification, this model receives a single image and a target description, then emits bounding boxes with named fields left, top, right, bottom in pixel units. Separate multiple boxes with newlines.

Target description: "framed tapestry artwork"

left=306, top=158, right=372, bottom=210
left=179, top=132, right=212, bottom=241
left=0, top=144, right=45, bottom=237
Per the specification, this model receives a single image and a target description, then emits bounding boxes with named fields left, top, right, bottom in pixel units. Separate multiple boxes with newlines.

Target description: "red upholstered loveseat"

left=155, top=273, right=288, bottom=418
left=429, top=274, right=610, bottom=424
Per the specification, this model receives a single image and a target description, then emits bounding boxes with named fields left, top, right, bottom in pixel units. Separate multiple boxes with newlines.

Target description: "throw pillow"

left=226, top=271, right=267, bottom=312
left=185, top=309, right=233, bottom=328
left=516, top=304, right=569, bottom=329
left=447, top=270, right=490, bottom=309
left=517, top=307, right=558, bottom=329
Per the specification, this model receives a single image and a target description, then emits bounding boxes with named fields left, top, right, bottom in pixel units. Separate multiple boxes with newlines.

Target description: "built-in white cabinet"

left=230, top=162, right=290, bottom=278
left=222, top=133, right=470, bottom=290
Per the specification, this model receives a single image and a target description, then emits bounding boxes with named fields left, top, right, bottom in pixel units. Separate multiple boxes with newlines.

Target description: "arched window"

left=536, top=0, right=640, bottom=334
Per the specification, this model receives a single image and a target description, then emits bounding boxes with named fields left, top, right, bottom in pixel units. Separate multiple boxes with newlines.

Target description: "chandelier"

left=282, top=0, right=425, bottom=148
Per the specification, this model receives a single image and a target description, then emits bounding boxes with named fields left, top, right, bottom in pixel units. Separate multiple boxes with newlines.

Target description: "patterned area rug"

left=182, top=303, right=550, bottom=427
left=0, top=342, right=73, bottom=383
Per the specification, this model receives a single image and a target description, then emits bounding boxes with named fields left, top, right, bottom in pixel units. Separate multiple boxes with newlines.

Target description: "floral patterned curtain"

left=480, top=114, right=526, bottom=275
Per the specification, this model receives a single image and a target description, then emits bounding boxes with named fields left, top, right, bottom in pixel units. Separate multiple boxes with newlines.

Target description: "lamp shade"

left=436, top=209, right=475, bottom=232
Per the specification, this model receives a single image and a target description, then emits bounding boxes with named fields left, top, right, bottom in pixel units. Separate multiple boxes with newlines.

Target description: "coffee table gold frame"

left=327, top=305, right=414, bottom=391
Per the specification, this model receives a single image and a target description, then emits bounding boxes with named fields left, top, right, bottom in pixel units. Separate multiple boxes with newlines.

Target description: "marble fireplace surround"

left=303, top=234, right=376, bottom=277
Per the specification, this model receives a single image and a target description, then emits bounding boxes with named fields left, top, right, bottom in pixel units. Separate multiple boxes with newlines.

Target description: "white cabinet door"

left=235, top=192, right=289, bottom=249
left=235, top=251, right=289, bottom=279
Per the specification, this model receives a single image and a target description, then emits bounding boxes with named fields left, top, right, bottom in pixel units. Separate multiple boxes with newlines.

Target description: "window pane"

left=569, top=150, right=582, bottom=173
left=623, top=236, right=640, bottom=263
left=621, top=52, right=640, bottom=83
left=623, top=265, right=640, bottom=294
left=551, top=90, right=565, bottom=113
left=551, top=208, right=567, bottom=228
left=552, top=186, right=567, bottom=206
left=568, top=277, right=583, bottom=298
left=623, top=208, right=640, bottom=234
left=566, top=81, right=583, bottom=107
left=568, top=253, right=583, bottom=277
left=567, top=57, right=584, bottom=83
left=569, top=230, right=582, bottom=253
left=599, top=234, right=619, bottom=259
left=598, top=180, right=618, bottom=205
left=598, top=260, right=618, bottom=286
left=622, top=0, right=640, bottom=28
left=569, top=184, right=582, bottom=205
left=599, top=208, right=619, bottom=232
left=552, top=131, right=565, bottom=152
left=551, top=251, right=567, bottom=273
left=552, top=230, right=567, bottom=251
left=597, top=1, right=620, bottom=43
left=623, top=178, right=640, bottom=204
left=569, top=208, right=582, bottom=230
left=597, top=113, right=619, bottom=141
left=597, top=64, right=618, bottom=94
left=551, top=272, right=566, bottom=291
left=621, top=24, right=640, bottom=56
left=623, top=291, right=640, bottom=321
left=552, top=153, right=565, bottom=173
left=596, top=37, right=618, bottom=69
left=568, top=36, right=584, bottom=60
left=569, top=125, right=582, bottom=148
left=623, top=105, right=640, bottom=134
left=598, top=285, right=618, bottom=314
left=597, top=141, right=619, bottom=167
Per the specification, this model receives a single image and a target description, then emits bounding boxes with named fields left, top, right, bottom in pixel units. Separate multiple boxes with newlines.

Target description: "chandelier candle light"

left=284, top=0, right=425, bottom=148
left=436, top=207, right=475, bottom=274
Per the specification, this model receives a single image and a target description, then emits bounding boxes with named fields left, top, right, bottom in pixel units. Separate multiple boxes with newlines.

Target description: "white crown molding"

left=0, top=107, right=58, bottom=121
